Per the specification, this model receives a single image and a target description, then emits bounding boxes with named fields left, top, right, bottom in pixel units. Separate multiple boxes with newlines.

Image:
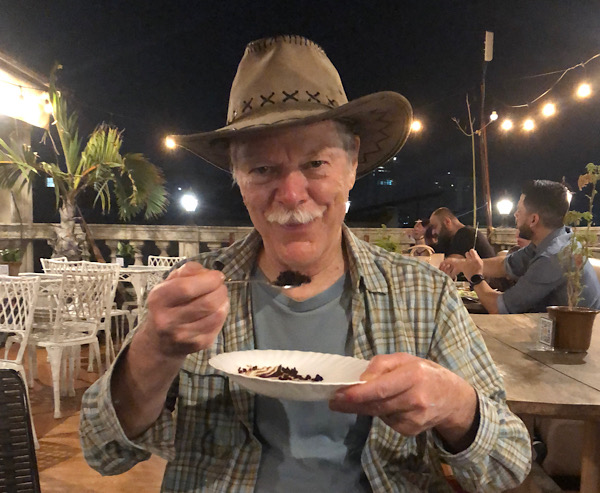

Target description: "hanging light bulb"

left=523, top=119, right=535, bottom=132
left=489, top=110, right=498, bottom=121
left=165, top=136, right=176, bottom=149
left=576, top=83, right=592, bottom=99
left=501, top=119, right=513, bottom=131
left=411, top=120, right=422, bottom=132
left=541, top=102, right=556, bottom=117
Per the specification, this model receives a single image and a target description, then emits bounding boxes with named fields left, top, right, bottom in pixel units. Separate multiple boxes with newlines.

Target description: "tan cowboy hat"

left=169, top=35, right=413, bottom=177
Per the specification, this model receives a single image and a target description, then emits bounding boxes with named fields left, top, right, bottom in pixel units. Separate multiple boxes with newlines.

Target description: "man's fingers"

left=151, top=268, right=226, bottom=307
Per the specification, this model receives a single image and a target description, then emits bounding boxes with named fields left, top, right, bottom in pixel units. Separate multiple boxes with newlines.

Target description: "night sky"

left=2, top=1, right=599, bottom=227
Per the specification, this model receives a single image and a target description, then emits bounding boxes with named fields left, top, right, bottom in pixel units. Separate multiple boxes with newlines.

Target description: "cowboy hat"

left=169, top=35, right=413, bottom=177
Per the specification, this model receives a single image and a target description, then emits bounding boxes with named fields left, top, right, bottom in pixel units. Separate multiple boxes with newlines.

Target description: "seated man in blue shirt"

left=441, top=180, right=600, bottom=314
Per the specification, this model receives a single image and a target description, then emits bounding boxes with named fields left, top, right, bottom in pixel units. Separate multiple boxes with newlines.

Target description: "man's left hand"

left=330, top=353, right=478, bottom=451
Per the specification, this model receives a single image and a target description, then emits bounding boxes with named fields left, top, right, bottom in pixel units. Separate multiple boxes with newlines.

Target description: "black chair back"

left=0, top=369, right=41, bottom=493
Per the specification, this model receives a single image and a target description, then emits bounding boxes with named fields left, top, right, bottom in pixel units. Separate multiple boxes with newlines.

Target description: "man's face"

left=230, top=120, right=358, bottom=272
left=429, top=215, right=452, bottom=243
left=514, top=195, right=534, bottom=240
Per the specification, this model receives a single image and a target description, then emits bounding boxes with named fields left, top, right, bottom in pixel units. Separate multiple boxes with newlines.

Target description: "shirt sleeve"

left=502, top=254, right=564, bottom=313
left=504, top=244, right=536, bottom=279
left=428, top=277, right=532, bottom=491
left=79, top=335, right=177, bottom=476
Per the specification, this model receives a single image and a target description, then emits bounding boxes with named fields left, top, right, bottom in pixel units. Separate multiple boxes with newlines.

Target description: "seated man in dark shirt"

left=429, top=207, right=496, bottom=258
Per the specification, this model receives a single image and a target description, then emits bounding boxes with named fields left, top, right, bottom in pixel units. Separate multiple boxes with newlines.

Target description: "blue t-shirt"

left=252, top=270, right=372, bottom=493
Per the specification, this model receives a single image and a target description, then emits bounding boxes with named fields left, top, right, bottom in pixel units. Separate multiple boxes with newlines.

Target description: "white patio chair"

left=40, top=256, right=67, bottom=272
left=0, top=275, right=40, bottom=447
left=147, top=255, right=186, bottom=268
left=28, top=270, right=113, bottom=418
left=42, top=260, right=123, bottom=369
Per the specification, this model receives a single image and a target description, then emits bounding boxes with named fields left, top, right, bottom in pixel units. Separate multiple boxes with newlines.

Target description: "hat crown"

left=227, top=35, right=348, bottom=125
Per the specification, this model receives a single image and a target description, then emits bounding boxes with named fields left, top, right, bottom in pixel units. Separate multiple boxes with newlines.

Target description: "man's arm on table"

left=79, top=262, right=229, bottom=473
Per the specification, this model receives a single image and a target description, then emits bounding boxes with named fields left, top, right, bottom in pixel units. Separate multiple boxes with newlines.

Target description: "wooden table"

left=471, top=313, right=600, bottom=493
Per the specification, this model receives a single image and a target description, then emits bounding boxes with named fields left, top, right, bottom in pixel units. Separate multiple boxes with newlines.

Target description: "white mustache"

left=265, top=206, right=326, bottom=225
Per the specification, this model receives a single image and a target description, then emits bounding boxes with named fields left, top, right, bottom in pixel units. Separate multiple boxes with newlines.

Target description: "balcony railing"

left=2, top=222, right=597, bottom=272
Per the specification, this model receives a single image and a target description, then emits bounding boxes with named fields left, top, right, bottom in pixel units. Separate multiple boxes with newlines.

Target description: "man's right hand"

left=139, top=261, right=230, bottom=359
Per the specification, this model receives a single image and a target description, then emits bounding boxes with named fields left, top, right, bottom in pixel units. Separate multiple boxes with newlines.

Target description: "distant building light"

left=377, top=179, right=394, bottom=186
left=46, top=177, right=54, bottom=188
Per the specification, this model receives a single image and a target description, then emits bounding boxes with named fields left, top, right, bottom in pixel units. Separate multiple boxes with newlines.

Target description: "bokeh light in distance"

left=411, top=120, right=422, bottom=132
left=576, top=83, right=592, bottom=99
left=165, top=136, right=176, bottom=149
left=541, top=103, right=556, bottom=117
left=523, top=119, right=535, bottom=131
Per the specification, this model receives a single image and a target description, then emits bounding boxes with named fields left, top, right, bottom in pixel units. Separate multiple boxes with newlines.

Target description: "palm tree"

left=0, top=65, right=168, bottom=259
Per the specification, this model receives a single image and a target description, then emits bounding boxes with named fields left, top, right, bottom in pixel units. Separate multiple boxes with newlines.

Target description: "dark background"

left=1, top=0, right=599, bottom=227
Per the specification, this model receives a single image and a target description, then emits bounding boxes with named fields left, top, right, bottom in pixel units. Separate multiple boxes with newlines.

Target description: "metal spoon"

left=223, top=270, right=311, bottom=290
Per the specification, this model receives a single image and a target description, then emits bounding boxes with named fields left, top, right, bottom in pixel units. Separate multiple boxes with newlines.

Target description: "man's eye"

left=308, top=160, right=325, bottom=168
left=249, top=166, right=271, bottom=175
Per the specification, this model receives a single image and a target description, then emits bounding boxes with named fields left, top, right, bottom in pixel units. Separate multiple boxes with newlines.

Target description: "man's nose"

left=274, top=170, right=308, bottom=205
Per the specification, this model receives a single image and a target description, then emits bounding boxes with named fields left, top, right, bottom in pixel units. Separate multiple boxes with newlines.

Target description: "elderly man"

left=441, top=180, right=600, bottom=314
left=80, top=36, right=530, bottom=492
left=429, top=207, right=495, bottom=258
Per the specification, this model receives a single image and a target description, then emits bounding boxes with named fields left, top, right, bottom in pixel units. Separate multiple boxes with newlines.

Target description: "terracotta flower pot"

left=0, top=261, right=21, bottom=277
left=546, top=305, right=599, bottom=352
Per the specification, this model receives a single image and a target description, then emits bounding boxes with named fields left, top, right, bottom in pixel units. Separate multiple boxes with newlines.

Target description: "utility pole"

left=480, top=31, right=494, bottom=236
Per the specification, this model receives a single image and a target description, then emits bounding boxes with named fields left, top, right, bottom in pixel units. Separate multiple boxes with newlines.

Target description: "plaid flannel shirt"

left=80, top=225, right=531, bottom=492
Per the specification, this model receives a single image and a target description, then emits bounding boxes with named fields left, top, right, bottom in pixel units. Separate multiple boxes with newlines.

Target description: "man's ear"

left=530, top=213, right=540, bottom=228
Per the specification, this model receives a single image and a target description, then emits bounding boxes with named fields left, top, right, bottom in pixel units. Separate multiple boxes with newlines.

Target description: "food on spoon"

left=238, top=364, right=323, bottom=382
left=273, top=270, right=311, bottom=288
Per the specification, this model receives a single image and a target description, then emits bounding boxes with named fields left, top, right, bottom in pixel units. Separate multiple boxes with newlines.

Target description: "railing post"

left=179, top=241, right=200, bottom=258
left=156, top=241, right=170, bottom=256
left=131, top=241, right=144, bottom=265
left=106, top=240, right=118, bottom=264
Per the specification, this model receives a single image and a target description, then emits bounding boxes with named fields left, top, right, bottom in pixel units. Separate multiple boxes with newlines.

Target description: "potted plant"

left=116, top=241, right=136, bottom=267
left=548, top=163, right=600, bottom=352
left=0, top=247, right=23, bottom=276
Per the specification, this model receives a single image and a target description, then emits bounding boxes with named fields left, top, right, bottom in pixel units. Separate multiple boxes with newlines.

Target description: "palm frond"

left=114, top=153, right=168, bottom=221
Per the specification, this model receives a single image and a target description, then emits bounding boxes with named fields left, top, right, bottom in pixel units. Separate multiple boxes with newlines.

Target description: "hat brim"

left=171, top=91, right=412, bottom=178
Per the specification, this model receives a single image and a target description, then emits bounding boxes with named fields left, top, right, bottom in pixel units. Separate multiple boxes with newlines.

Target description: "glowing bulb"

left=411, top=120, right=422, bottom=132
left=576, top=83, right=592, bottom=99
left=489, top=110, right=498, bottom=121
left=496, top=198, right=513, bottom=215
left=523, top=119, right=535, bottom=132
left=541, top=103, right=556, bottom=117
left=165, top=136, right=176, bottom=149
left=501, top=119, right=513, bottom=131
left=180, top=193, right=199, bottom=212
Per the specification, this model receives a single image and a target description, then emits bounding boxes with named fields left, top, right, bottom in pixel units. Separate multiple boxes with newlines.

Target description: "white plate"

left=209, top=350, right=369, bottom=401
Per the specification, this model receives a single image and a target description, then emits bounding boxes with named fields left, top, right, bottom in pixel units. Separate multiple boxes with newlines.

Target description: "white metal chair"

left=28, top=270, right=113, bottom=418
left=0, top=275, right=40, bottom=447
left=42, top=260, right=123, bottom=369
left=147, top=255, right=186, bottom=268
left=40, top=256, right=67, bottom=272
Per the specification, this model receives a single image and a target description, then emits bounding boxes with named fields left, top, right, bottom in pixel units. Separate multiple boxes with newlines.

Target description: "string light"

left=576, top=82, right=592, bottom=98
left=500, top=119, right=513, bottom=131
left=523, top=119, right=535, bottom=132
left=541, top=102, right=556, bottom=117
left=165, top=136, right=176, bottom=149
left=410, top=120, right=423, bottom=132
left=489, top=110, right=498, bottom=121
